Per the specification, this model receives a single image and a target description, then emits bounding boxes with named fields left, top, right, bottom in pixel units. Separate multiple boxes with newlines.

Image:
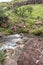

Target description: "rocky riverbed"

left=0, top=34, right=29, bottom=65
left=0, top=34, right=43, bottom=65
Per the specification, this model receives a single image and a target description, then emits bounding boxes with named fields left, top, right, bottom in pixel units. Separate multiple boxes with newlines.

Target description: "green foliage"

left=21, top=18, right=26, bottom=25
left=0, top=8, right=4, bottom=17
left=0, top=51, right=5, bottom=65
left=0, top=8, right=4, bottom=25
left=3, top=28, right=13, bottom=35
left=0, top=7, right=9, bottom=26
left=14, top=6, right=33, bottom=17
left=0, top=27, right=5, bottom=32
left=18, top=28, right=29, bottom=33
left=27, top=7, right=33, bottom=15
left=0, top=27, right=13, bottom=35
left=32, top=27, right=43, bottom=36
left=0, top=2, right=43, bottom=35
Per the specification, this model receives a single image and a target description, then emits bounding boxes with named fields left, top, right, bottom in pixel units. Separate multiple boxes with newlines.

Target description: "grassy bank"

left=0, top=3, right=43, bottom=36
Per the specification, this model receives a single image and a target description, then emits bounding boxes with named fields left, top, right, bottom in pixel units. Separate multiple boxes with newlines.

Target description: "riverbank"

left=0, top=33, right=28, bottom=65
left=0, top=4, right=43, bottom=36
left=0, top=34, right=43, bottom=65
left=17, top=37, right=43, bottom=65
left=0, top=35, right=43, bottom=65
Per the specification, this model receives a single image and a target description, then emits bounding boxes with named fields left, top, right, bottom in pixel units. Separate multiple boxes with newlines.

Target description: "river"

left=0, top=33, right=41, bottom=51
left=0, top=34, right=23, bottom=50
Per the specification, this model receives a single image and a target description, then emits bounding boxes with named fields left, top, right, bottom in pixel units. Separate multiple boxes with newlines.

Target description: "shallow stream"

left=0, top=34, right=22, bottom=50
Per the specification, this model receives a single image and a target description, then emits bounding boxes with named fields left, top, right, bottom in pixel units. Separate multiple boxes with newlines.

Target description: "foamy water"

left=0, top=34, right=22, bottom=50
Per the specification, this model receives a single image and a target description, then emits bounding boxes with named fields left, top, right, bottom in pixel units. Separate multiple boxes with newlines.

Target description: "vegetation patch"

left=0, top=1, right=43, bottom=36
left=0, top=51, right=5, bottom=65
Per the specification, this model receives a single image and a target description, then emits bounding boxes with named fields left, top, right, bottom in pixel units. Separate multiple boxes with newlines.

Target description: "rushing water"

left=0, top=34, right=22, bottom=50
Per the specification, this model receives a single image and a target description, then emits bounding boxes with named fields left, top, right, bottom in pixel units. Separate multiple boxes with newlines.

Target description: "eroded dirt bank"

left=17, top=38, right=43, bottom=65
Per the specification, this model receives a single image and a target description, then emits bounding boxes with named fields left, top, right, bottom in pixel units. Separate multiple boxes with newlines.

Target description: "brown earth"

left=17, top=38, right=43, bottom=65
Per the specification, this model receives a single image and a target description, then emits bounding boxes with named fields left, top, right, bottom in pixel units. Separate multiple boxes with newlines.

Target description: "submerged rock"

left=17, top=38, right=43, bottom=65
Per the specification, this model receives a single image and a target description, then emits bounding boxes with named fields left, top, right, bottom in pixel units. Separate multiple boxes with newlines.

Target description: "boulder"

left=16, top=39, right=24, bottom=44
left=16, top=36, right=28, bottom=45
left=19, top=44, right=24, bottom=49
left=17, top=38, right=43, bottom=65
left=23, top=37, right=28, bottom=42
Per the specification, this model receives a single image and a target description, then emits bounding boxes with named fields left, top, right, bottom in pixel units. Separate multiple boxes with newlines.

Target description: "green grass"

left=0, top=4, right=43, bottom=35
left=18, top=4, right=43, bottom=19
left=0, top=51, right=5, bottom=65
left=32, top=4, right=43, bottom=19
left=32, top=26, right=43, bottom=36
